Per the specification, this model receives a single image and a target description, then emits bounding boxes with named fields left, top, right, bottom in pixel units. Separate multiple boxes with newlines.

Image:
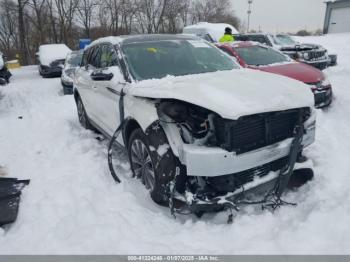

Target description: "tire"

left=128, top=125, right=183, bottom=205
left=76, top=95, right=94, bottom=130
left=63, top=86, right=72, bottom=95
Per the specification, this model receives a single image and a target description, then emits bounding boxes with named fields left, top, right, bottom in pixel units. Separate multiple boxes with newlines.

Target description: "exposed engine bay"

left=155, top=99, right=314, bottom=216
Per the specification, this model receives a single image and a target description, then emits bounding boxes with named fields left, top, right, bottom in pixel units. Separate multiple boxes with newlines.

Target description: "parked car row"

left=234, top=33, right=337, bottom=70
left=217, top=41, right=333, bottom=108
left=183, top=23, right=337, bottom=71
left=72, top=34, right=317, bottom=214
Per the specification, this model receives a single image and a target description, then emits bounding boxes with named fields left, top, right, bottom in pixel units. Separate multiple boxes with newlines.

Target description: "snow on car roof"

left=183, top=22, right=239, bottom=42
left=88, top=36, right=124, bottom=48
left=88, top=34, right=200, bottom=48
left=38, top=44, right=72, bottom=66
left=217, top=41, right=263, bottom=49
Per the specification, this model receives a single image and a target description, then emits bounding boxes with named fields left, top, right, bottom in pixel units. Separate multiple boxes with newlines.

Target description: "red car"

left=217, top=41, right=333, bottom=108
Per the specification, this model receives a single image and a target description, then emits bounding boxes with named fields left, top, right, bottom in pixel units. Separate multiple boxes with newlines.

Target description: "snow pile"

left=38, top=44, right=72, bottom=66
left=0, top=34, right=350, bottom=254
left=183, top=22, right=239, bottom=42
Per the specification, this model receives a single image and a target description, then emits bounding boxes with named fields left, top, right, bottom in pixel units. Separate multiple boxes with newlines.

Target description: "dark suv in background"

left=235, top=33, right=336, bottom=70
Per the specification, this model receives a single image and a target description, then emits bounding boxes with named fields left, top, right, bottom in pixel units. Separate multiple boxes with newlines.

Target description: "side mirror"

left=90, top=70, right=114, bottom=81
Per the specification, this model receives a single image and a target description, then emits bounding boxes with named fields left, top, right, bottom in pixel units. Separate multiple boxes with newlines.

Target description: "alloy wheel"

left=130, top=139, right=156, bottom=191
left=77, top=99, right=86, bottom=126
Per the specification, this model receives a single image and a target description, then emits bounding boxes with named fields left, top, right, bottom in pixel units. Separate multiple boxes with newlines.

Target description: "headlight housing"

left=65, top=68, right=76, bottom=78
left=157, top=100, right=214, bottom=143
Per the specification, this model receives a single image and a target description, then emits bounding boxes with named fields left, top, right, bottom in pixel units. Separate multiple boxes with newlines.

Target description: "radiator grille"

left=215, top=109, right=302, bottom=154
left=305, top=50, right=327, bottom=61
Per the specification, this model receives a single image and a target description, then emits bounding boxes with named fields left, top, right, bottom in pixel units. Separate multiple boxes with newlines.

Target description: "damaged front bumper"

left=176, top=121, right=315, bottom=178
left=164, top=111, right=316, bottom=215
left=173, top=158, right=313, bottom=214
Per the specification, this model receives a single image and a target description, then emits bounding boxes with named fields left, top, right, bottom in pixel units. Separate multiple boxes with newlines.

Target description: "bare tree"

left=46, top=0, right=58, bottom=43
left=163, top=0, right=190, bottom=33
left=77, top=0, right=98, bottom=38
left=54, top=0, right=79, bottom=45
left=0, top=0, right=18, bottom=55
left=190, top=0, right=240, bottom=29
left=0, top=0, right=241, bottom=63
left=18, top=0, right=31, bottom=65
left=27, top=0, right=47, bottom=43
left=133, top=0, right=169, bottom=33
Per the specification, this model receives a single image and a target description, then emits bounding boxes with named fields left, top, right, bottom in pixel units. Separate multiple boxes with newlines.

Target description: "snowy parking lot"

left=1, top=34, right=350, bottom=254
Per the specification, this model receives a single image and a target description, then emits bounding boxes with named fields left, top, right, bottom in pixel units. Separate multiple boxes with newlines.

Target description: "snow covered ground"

left=1, top=34, right=350, bottom=255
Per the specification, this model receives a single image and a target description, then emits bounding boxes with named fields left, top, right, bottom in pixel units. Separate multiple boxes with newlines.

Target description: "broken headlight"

left=158, top=100, right=215, bottom=144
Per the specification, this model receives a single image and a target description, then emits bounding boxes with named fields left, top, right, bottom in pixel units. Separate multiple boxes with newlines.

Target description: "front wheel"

left=128, top=126, right=182, bottom=205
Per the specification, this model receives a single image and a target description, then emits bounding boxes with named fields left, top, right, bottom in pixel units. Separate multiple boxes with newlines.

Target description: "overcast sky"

left=231, top=0, right=327, bottom=33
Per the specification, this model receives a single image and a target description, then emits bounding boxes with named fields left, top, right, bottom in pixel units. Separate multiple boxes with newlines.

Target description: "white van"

left=183, top=22, right=239, bottom=42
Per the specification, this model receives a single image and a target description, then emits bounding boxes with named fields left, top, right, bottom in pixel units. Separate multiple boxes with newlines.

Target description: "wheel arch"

left=73, top=89, right=80, bottom=102
left=123, top=118, right=143, bottom=148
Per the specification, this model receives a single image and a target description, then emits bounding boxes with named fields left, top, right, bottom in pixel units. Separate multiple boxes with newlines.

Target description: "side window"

left=255, top=36, right=272, bottom=46
left=88, top=46, right=101, bottom=68
left=81, top=49, right=89, bottom=67
left=100, top=44, right=119, bottom=68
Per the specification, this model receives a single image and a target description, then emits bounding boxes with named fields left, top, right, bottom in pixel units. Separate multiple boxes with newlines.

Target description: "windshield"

left=67, top=53, right=83, bottom=67
left=121, top=40, right=238, bottom=81
left=274, top=35, right=296, bottom=46
left=236, top=45, right=289, bottom=66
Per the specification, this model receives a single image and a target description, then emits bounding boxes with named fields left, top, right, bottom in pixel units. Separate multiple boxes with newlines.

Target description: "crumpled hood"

left=127, top=69, right=314, bottom=120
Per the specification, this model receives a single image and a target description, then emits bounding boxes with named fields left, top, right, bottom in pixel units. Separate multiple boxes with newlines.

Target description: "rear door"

left=75, top=45, right=102, bottom=124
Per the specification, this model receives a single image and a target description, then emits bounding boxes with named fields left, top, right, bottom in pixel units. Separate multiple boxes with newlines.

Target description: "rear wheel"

left=63, top=86, right=72, bottom=95
left=76, top=96, right=94, bottom=130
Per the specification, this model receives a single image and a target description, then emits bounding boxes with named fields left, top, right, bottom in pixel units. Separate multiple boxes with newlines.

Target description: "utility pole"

left=247, top=0, right=253, bottom=33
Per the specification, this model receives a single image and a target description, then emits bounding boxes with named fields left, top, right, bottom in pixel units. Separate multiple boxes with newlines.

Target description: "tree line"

left=0, top=0, right=241, bottom=65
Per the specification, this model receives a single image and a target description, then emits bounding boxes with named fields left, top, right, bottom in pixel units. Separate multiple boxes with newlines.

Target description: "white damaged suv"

left=74, top=35, right=316, bottom=213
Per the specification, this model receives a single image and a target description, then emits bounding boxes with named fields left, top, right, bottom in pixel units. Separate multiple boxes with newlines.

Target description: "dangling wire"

left=107, top=89, right=126, bottom=183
